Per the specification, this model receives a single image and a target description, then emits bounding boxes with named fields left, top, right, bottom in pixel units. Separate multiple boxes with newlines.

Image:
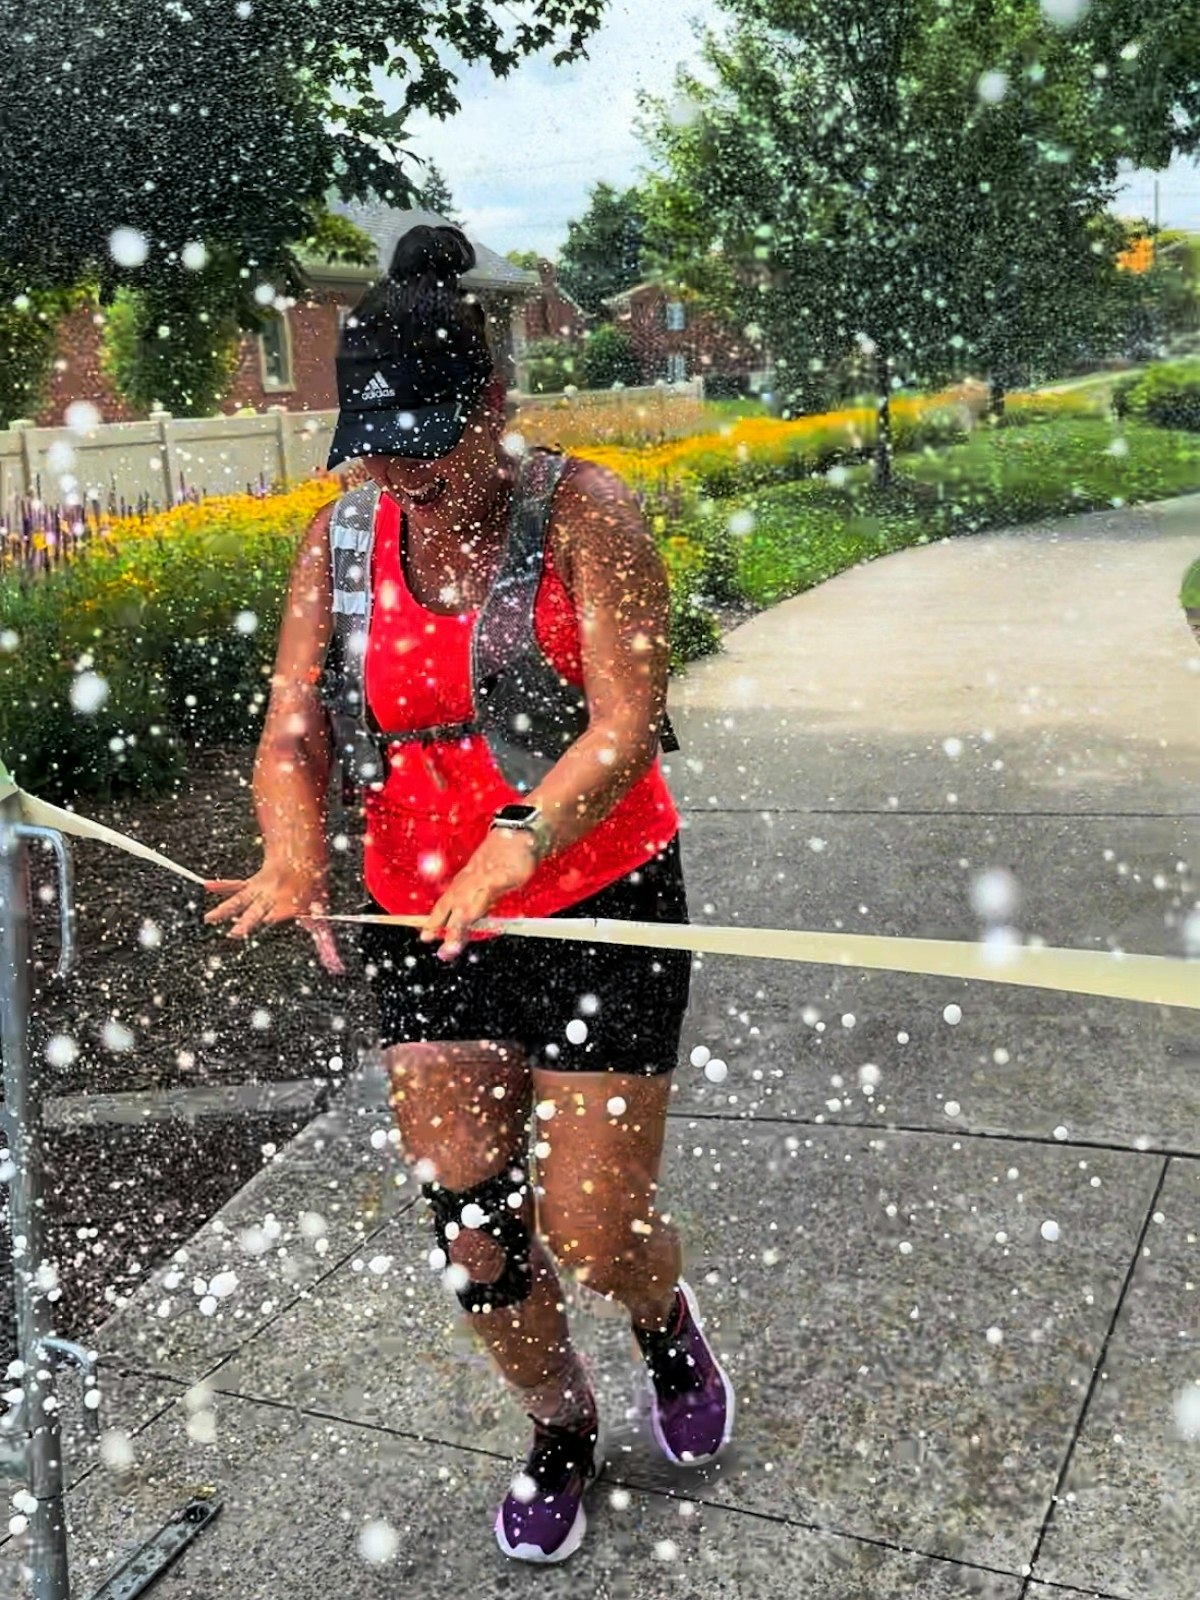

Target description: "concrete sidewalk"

left=3, top=500, right=1198, bottom=1599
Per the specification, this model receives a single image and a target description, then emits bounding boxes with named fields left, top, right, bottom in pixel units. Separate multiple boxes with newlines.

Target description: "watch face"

left=495, top=803, right=539, bottom=824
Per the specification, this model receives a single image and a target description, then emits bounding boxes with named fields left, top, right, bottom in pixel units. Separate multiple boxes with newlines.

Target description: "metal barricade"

left=1, top=795, right=220, bottom=1598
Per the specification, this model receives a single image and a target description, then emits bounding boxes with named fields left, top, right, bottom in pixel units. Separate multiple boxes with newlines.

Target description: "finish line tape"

left=3, top=766, right=1196, bottom=1012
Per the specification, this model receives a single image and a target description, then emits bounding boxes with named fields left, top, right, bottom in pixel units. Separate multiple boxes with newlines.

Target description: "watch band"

left=490, top=808, right=553, bottom=863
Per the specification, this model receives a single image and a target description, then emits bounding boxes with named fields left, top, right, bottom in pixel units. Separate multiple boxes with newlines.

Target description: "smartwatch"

left=490, top=803, right=553, bottom=862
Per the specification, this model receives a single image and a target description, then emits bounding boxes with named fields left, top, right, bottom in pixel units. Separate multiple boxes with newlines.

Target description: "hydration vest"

left=318, top=447, right=679, bottom=799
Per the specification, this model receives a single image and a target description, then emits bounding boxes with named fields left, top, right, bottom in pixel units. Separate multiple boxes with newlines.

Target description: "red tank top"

left=361, top=487, right=680, bottom=920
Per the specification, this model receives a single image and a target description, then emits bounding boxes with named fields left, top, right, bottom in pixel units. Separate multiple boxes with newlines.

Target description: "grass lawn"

left=702, top=396, right=770, bottom=422
left=712, top=416, right=1200, bottom=608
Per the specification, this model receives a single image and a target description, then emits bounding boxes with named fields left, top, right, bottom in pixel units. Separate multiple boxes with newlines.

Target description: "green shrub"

left=1117, top=360, right=1200, bottom=431
left=1182, top=556, right=1200, bottom=611
left=702, top=373, right=749, bottom=401
left=101, top=285, right=242, bottom=418
left=580, top=325, right=640, bottom=390
left=1111, top=373, right=1140, bottom=419
left=0, top=510, right=301, bottom=801
left=523, top=339, right=578, bottom=395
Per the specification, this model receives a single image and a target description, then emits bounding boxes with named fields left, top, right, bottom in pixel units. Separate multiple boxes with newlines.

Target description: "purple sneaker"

left=633, top=1280, right=735, bottom=1466
left=494, top=1405, right=606, bottom=1564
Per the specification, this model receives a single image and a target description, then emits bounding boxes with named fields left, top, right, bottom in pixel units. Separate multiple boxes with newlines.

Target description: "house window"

left=665, top=300, right=686, bottom=331
left=258, top=311, right=294, bottom=390
left=666, top=352, right=689, bottom=382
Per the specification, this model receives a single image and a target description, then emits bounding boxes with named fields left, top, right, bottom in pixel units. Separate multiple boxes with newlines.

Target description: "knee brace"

left=422, top=1162, right=533, bottom=1315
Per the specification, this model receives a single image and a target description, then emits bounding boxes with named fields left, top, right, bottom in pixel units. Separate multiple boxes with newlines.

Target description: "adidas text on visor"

left=326, top=345, right=493, bottom=467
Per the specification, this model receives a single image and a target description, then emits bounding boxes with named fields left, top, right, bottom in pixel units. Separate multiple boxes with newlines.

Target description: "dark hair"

left=348, top=223, right=492, bottom=377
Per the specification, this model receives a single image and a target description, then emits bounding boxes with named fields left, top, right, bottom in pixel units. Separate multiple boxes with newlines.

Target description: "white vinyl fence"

left=0, top=381, right=709, bottom=574
left=0, top=405, right=339, bottom=519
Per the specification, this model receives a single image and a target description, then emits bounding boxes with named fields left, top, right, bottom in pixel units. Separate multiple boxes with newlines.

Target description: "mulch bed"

left=26, top=742, right=375, bottom=1101
left=3, top=744, right=377, bottom=1370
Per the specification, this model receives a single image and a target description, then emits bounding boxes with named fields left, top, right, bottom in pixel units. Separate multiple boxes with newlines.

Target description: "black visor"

left=326, top=317, right=493, bottom=468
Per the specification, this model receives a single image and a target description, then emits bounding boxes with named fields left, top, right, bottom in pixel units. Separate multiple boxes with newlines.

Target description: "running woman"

left=204, top=222, right=734, bottom=1564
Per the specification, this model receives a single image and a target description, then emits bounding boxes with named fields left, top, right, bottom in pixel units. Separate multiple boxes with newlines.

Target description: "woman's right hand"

left=203, top=858, right=345, bottom=975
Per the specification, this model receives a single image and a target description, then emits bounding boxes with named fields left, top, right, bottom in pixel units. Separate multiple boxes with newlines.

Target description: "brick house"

left=33, top=206, right=538, bottom=426
left=600, top=282, right=770, bottom=395
left=522, top=260, right=591, bottom=348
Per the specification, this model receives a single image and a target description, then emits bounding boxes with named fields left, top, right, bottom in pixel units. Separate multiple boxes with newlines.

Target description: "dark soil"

left=26, top=742, right=375, bottom=1099
left=4, top=743, right=377, bottom=1371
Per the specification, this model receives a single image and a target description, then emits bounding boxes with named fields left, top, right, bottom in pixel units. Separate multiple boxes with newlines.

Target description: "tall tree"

left=557, top=183, right=648, bottom=316
left=0, top=3, right=603, bottom=313
left=420, top=161, right=462, bottom=223
left=641, top=0, right=1132, bottom=479
left=1068, top=0, right=1200, bottom=168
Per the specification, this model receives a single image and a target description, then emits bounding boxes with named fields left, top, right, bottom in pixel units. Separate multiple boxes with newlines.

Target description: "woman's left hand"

left=419, top=829, right=540, bottom=959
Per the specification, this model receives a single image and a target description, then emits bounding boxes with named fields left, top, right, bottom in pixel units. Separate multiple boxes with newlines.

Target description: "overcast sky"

left=394, top=0, right=1198, bottom=259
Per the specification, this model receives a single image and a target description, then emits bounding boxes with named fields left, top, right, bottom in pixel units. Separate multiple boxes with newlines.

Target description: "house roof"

left=324, top=198, right=539, bottom=295
left=601, top=281, right=675, bottom=308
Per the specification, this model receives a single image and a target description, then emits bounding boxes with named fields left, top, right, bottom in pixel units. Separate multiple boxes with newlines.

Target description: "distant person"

left=204, top=223, right=734, bottom=1564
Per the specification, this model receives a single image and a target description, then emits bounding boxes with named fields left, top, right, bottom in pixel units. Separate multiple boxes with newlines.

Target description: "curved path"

left=672, top=494, right=1199, bottom=813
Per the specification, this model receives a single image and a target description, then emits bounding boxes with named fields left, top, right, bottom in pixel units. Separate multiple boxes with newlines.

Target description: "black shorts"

left=357, top=834, right=692, bottom=1076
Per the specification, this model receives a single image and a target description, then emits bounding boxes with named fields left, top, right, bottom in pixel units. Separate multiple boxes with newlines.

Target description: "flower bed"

left=1, top=393, right=1152, bottom=805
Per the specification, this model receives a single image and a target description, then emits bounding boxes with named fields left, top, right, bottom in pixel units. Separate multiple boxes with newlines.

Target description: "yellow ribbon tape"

left=331, top=912, right=1198, bottom=1011
left=0, top=764, right=206, bottom=886
left=2, top=762, right=1196, bottom=1010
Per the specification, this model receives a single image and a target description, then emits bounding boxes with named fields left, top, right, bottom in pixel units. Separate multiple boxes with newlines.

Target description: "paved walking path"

left=4, top=498, right=1198, bottom=1599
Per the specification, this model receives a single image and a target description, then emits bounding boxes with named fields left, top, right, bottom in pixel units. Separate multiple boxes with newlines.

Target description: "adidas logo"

left=361, top=370, right=395, bottom=402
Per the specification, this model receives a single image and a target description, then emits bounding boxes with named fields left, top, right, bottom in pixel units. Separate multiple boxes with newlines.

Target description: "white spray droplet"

left=298, top=1211, right=327, bottom=1240
left=186, top=1408, right=217, bottom=1445
left=101, top=1019, right=135, bottom=1053
left=109, top=227, right=149, bottom=268
left=1173, top=1383, right=1200, bottom=1442
left=971, top=868, right=1019, bottom=921
left=1040, top=1219, right=1060, bottom=1243
left=704, top=1058, right=728, bottom=1084
left=943, top=1004, right=963, bottom=1026
left=977, top=69, right=1009, bottom=104
left=70, top=671, right=110, bottom=715
left=1039, top=0, right=1087, bottom=26
left=358, top=1519, right=399, bottom=1564
left=99, top=1430, right=134, bottom=1470
left=65, top=400, right=101, bottom=434
left=45, top=1034, right=78, bottom=1068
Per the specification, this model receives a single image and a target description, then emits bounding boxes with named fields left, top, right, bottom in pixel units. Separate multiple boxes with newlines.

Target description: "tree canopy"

left=419, top=161, right=463, bottom=224
left=557, top=183, right=649, bottom=316
left=0, top=0, right=604, bottom=306
left=639, top=0, right=1157, bottom=446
